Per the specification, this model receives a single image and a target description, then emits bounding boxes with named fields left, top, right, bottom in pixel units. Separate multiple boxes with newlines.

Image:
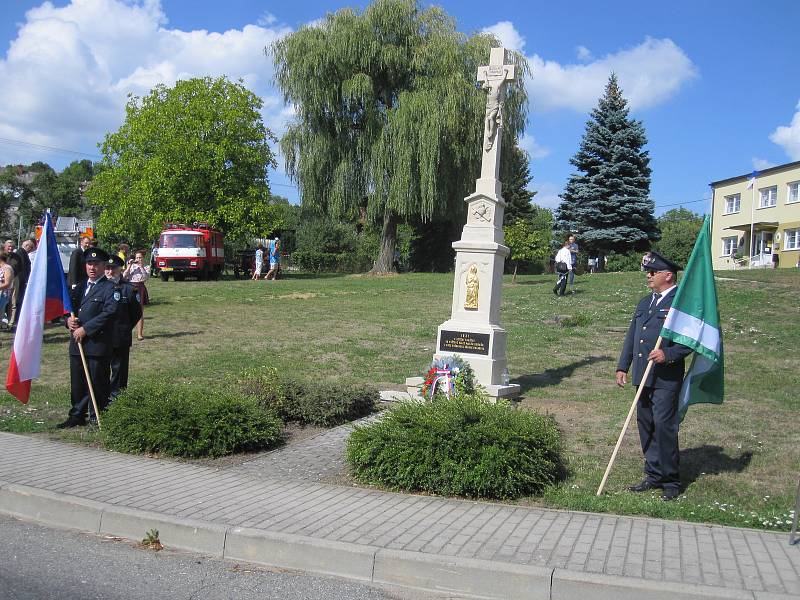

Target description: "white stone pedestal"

left=416, top=47, right=521, bottom=401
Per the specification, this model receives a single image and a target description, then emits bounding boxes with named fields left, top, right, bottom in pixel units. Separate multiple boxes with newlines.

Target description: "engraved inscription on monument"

left=439, top=330, right=490, bottom=355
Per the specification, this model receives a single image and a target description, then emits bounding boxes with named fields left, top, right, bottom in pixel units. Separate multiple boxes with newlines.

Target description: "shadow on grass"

left=680, top=445, right=753, bottom=490
left=514, top=355, right=613, bottom=393
left=138, top=331, right=202, bottom=340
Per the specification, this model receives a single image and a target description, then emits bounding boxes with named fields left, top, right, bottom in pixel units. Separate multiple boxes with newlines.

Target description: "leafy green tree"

left=504, top=205, right=553, bottom=281
left=0, top=166, right=35, bottom=235
left=501, top=143, right=536, bottom=225
left=555, top=74, right=658, bottom=258
left=88, top=76, right=277, bottom=248
left=272, top=0, right=528, bottom=273
left=653, top=207, right=703, bottom=266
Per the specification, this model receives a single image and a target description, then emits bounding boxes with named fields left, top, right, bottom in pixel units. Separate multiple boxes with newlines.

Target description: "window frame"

left=723, top=193, right=741, bottom=215
left=721, top=236, right=739, bottom=257
left=787, top=181, right=800, bottom=205
left=784, top=228, right=800, bottom=251
left=758, top=186, right=777, bottom=208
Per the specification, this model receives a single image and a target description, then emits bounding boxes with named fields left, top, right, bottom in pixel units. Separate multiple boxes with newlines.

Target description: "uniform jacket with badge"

left=110, top=280, right=142, bottom=349
left=66, top=277, right=118, bottom=357
left=617, top=288, right=693, bottom=391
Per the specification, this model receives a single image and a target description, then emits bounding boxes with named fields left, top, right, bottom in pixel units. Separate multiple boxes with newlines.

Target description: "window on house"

left=722, top=236, right=739, bottom=256
left=785, top=228, right=800, bottom=251
left=788, top=181, right=800, bottom=204
left=723, top=194, right=740, bottom=214
left=759, top=186, right=777, bottom=208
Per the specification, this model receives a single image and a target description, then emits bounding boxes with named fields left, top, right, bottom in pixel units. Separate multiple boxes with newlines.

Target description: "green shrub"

left=559, top=314, right=591, bottom=328
left=235, top=368, right=377, bottom=427
left=102, top=380, right=283, bottom=458
left=604, top=251, right=644, bottom=272
left=346, top=393, right=564, bottom=499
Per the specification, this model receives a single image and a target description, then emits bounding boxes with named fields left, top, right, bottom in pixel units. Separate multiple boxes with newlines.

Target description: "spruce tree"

left=501, top=143, right=536, bottom=225
left=555, top=74, right=658, bottom=257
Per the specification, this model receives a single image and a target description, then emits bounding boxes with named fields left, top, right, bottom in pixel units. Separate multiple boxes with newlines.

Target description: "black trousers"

left=110, top=346, right=130, bottom=400
left=636, top=386, right=680, bottom=490
left=69, top=354, right=111, bottom=420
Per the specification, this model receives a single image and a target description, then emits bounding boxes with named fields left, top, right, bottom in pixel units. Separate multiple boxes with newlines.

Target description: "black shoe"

left=661, top=488, right=680, bottom=501
left=628, top=480, right=661, bottom=493
left=56, top=417, right=85, bottom=429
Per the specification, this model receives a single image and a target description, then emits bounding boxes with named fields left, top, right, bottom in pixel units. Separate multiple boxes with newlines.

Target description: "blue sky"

left=1, top=0, right=799, bottom=216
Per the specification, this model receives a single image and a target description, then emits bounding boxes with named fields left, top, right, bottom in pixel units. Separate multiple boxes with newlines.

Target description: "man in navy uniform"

left=58, top=248, right=118, bottom=428
left=105, top=255, right=142, bottom=401
left=615, top=251, right=692, bottom=501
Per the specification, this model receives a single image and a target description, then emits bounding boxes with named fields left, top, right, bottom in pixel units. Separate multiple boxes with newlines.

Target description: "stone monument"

left=431, top=46, right=520, bottom=400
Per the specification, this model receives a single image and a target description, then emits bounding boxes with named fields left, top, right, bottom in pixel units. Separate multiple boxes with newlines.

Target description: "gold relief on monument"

left=464, top=264, right=479, bottom=310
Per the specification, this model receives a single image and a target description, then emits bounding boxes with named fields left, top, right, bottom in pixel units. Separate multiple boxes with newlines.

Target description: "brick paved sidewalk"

left=235, top=414, right=381, bottom=482
left=0, top=432, right=797, bottom=598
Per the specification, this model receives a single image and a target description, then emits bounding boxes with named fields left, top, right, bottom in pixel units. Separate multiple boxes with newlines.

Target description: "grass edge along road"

left=0, top=269, right=797, bottom=532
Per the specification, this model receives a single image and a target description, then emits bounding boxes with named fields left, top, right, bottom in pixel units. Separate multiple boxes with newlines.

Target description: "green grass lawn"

left=1, top=268, right=797, bottom=531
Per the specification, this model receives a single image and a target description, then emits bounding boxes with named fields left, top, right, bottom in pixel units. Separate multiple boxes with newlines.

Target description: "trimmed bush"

left=236, top=367, right=377, bottom=427
left=604, top=251, right=643, bottom=272
left=346, top=394, right=564, bottom=500
left=102, top=380, right=283, bottom=458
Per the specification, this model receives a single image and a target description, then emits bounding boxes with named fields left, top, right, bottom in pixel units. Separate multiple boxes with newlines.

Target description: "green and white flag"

left=660, top=215, right=724, bottom=421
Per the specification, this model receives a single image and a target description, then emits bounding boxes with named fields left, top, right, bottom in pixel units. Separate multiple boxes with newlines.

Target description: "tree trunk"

left=512, top=262, right=518, bottom=283
left=369, top=211, right=398, bottom=274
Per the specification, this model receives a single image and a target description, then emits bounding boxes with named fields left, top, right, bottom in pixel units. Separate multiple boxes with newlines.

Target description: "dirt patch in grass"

left=278, top=292, right=318, bottom=300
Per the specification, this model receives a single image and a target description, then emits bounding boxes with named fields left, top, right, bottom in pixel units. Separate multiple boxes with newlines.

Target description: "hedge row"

left=102, top=372, right=378, bottom=458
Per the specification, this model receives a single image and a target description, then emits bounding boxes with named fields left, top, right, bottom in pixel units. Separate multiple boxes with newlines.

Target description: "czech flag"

left=6, top=212, right=73, bottom=403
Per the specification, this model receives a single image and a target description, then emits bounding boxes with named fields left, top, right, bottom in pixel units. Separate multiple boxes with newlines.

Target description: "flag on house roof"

left=6, top=211, right=73, bottom=403
left=660, top=215, right=724, bottom=421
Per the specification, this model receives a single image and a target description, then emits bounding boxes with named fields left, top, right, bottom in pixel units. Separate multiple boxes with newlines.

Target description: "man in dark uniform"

left=615, top=251, right=693, bottom=501
left=58, top=248, right=118, bottom=428
left=68, top=235, right=91, bottom=290
left=105, top=255, right=142, bottom=401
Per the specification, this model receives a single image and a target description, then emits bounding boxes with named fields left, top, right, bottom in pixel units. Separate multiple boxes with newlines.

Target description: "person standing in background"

left=105, top=255, right=142, bottom=401
left=8, top=239, right=32, bottom=330
left=68, top=236, right=91, bottom=290
left=265, top=236, right=280, bottom=280
left=252, top=243, right=264, bottom=280
left=567, top=234, right=579, bottom=289
left=123, top=250, right=149, bottom=341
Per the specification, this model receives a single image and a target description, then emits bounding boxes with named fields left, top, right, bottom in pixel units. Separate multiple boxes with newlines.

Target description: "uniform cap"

left=84, top=248, right=110, bottom=263
left=106, top=255, right=124, bottom=268
left=641, top=251, right=681, bottom=273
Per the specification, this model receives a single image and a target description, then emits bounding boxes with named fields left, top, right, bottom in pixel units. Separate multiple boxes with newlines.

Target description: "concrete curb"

left=0, top=481, right=796, bottom=600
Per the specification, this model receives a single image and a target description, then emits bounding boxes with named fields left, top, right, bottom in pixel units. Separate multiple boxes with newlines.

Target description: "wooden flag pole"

left=596, top=337, right=663, bottom=496
left=790, top=475, right=800, bottom=546
left=72, top=311, right=102, bottom=430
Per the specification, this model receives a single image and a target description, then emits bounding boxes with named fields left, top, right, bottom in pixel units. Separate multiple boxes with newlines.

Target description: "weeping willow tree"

left=271, top=0, right=528, bottom=273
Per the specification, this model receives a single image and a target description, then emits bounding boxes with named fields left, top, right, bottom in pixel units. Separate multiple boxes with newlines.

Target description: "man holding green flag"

left=609, top=215, right=724, bottom=500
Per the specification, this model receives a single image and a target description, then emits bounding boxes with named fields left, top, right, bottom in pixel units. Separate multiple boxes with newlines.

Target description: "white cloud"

left=257, top=12, right=277, bottom=27
left=528, top=37, right=698, bottom=112
left=0, top=0, right=293, bottom=166
left=752, top=157, right=776, bottom=170
left=519, top=134, right=550, bottom=160
left=575, top=46, right=593, bottom=62
left=481, top=21, right=525, bottom=52
left=532, top=181, right=561, bottom=210
left=769, top=100, right=800, bottom=160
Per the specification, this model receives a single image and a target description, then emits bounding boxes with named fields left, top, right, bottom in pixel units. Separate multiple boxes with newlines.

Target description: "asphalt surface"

left=0, top=514, right=435, bottom=600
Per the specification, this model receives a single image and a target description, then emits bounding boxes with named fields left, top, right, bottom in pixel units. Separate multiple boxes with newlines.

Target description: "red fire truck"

left=156, top=222, right=224, bottom=281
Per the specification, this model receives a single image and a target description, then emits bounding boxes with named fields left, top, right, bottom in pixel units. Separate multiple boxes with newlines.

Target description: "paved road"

left=0, top=514, right=431, bottom=600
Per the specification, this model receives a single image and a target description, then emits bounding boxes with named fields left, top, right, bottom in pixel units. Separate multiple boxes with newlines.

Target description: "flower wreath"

left=421, top=355, right=475, bottom=399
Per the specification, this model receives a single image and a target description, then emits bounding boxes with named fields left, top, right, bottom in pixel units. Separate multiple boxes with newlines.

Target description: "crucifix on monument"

left=432, top=46, right=520, bottom=400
